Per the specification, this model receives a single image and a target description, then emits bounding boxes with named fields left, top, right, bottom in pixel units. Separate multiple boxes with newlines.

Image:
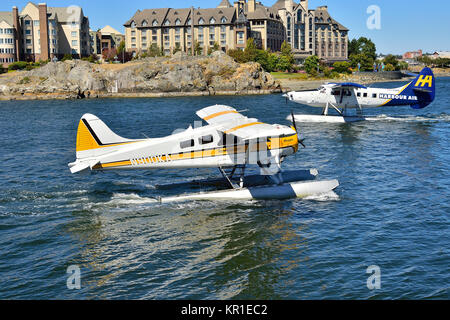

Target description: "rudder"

left=75, top=114, right=135, bottom=159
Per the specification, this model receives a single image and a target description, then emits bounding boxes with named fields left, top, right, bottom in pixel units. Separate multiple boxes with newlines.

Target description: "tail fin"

left=408, top=67, right=435, bottom=109
left=75, top=114, right=135, bottom=160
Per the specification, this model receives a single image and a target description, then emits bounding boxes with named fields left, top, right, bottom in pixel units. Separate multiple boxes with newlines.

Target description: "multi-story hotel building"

left=90, top=25, right=125, bottom=56
left=124, top=0, right=349, bottom=63
left=0, top=11, right=16, bottom=66
left=0, top=2, right=90, bottom=66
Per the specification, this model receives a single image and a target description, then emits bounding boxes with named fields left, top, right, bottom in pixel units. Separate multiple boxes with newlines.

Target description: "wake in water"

left=364, top=113, right=450, bottom=122
left=303, top=191, right=340, bottom=202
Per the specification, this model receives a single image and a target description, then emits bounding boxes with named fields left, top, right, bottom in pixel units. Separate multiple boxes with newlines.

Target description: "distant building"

left=123, top=0, right=349, bottom=63
left=0, top=11, right=16, bottom=66
left=431, top=51, right=450, bottom=59
left=403, top=49, right=422, bottom=60
left=274, top=1, right=349, bottom=63
left=90, top=25, right=125, bottom=56
left=0, top=2, right=90, bottom=66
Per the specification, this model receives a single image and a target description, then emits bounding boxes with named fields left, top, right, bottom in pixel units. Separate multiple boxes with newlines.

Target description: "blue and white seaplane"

left=68, top=105, right=339, bottom=202
left=284, top=67, right=435, bottom=123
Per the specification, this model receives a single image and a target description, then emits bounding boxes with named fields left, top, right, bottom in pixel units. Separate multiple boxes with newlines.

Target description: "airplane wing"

left=196, top=105, right=248, bottom=124
left=197, top=105, right=281, bottom=140
left=328, top=82, right=367, bottom=89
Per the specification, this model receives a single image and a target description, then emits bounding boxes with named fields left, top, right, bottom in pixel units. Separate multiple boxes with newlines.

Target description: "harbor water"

left=0, top=78, right=449, bottom=299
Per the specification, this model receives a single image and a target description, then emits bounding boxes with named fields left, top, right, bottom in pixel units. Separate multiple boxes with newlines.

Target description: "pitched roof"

left=47, top=6, right=85, bottom=22
left=124, top=8, right=170, bottom=27
left=163, top=8, right=191, bottom=27
left=247, top=3, right=282, bottom=21
left=217, top=0, right=232, bottom=8
left=0, top=11, right=13, bottom=26
left=193, top=7, right=236, bottom=25
left=100, top=25, right=123, bottom=35
left=312, top=6, right=348, bottom=31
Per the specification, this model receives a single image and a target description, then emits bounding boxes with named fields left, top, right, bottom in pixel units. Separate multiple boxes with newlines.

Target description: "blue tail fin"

left=408, top=67, right=435, bottom=109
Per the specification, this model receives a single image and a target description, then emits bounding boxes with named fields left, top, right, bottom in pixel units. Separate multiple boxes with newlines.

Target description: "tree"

left=303, top=55, right=320, bottom=75
left=102, top=48, right=118, bottom=62
left=243, top=38, right=258, bottom=62
left=227, top=49, right=246, bottom=63
left=148, top=43, right=162, bottom=57
left=276, top=55, right=292, bottom=72
left=333, top=61, right=352, bottom=74
left=280, top=40, right=295, bottom=66
left=350, top=53, right=373, bottom=71
left=194, top=41, right=203, bottom=56
left=173, top=43, right=182, bottom=54
left=117, top=40, right=125, bottom=55
left=348, top=37, right=377, bottom=71
left=207, top=42, right=220, bottom=55
left=383, top=54, right=399, bottom=70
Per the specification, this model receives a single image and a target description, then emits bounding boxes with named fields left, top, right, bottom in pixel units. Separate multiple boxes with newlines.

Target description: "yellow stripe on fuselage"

left=224, top=122, right=263, bottom=134
left=93, top=134, right=299, bottom=170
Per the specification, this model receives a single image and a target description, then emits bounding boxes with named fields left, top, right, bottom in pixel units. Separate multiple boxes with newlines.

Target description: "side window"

left=346, top=90, right=352, bottom=96
left=180, top=139, right=195, bottom=149
left=331, top=90, right=340, bottom=96
left=357, top=92, right=361, bottom=97
left=372, top=93, right=377, bottom=98
left=199, top=135, right=213, bottom=145
left=363, top=92, right=368, bottom=98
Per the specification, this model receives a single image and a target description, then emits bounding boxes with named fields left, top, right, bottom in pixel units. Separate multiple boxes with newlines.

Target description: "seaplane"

left=284, top=67, right=435, bottom=123
left=68, top=105, right=339, bottom=202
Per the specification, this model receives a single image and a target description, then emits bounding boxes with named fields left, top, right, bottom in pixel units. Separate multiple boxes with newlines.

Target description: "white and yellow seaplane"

left=68, top=105, right=339, bottom=202
left=284, top=67, right=435, bottom=123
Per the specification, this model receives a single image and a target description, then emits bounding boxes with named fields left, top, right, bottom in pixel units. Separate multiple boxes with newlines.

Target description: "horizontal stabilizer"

left=69, top=162, right=90, bottom=174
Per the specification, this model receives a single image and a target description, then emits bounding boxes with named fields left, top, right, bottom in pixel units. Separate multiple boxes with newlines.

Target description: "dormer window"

left=131, top=21, right=136, bottom=28
left=142, top=20, right=148, bottom=27
left=152, top=20, right=158, bottom=26
left=187, top=18, right=192, bottom=25
left=175, top=18, right=181, bottom=26
left=198, top=18, right=204, bottom=24
left=221, top=16, right=227, bottom=23
left=210, top=17, right=216, bottom=24
left=164, top=20, right=170, bottom=26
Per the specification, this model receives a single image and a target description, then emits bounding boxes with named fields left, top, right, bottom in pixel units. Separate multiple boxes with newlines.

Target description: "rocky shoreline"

left=0, top=51, right=281, bottom=101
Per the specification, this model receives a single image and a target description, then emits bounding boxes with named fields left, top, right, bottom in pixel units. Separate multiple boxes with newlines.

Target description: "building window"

left=131, top=21, right=136, bottom=28
left=210, top=18, right=216, bottom=24
left=221, top=17, right=227, bottom=23
left=175, top=19, right=181, bottom=26
left=33, top=20, right=39, bottom=26
left=25, top=20, right=31, bottom=25
left=198, top=18, right=204, bottom=25
left=72, top=40, right=78, bottom=46
left=72, top=31, right=77, bottom=37
left=152, top=20, right=158, bottom=26
left=25, top=30, right=31, bottom=35
left=142, top=20, right=148, bottom=27
left=164, top=20, right=170, bottom=26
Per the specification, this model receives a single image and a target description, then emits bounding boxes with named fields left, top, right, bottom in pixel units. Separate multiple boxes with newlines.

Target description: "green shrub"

left=61, top=54, right=73, bottom=61
left=8, top=61, right=29, bottom=71
left=333, top=61, right=352, bottom=74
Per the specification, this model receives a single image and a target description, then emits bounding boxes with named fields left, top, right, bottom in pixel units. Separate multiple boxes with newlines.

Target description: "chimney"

left=12, top=6, right=22, bottom=61
left=248, top=0, right=255, bottom=13
left=38, top=3, right=49, bottom=61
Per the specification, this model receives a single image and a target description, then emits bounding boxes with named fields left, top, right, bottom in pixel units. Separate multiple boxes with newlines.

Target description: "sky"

left=1, top=0, right=449, bottom=54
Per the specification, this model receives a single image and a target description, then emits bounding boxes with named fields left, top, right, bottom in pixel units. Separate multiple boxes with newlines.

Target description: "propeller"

left=291, top=111, right=306, bottom=148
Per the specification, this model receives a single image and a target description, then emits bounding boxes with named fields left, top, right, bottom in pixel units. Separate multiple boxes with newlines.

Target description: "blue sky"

left=1, top=0, right=449, bottom=54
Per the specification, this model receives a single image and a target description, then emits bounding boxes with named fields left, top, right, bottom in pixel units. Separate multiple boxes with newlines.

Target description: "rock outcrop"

left=0, top=51, right=281, bottom=100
